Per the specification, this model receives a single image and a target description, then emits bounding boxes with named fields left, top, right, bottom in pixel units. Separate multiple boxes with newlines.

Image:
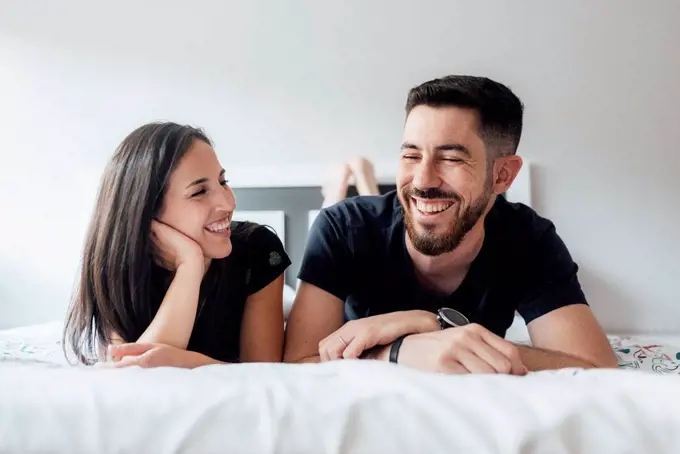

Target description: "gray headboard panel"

left=232, top=185, right=396, bottom=287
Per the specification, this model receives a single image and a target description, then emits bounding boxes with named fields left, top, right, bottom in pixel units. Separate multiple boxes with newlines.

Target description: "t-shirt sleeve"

left=297, top=209, right=353, bottom=301
left=244, top=225, right=291, bottom=296
left=516, top=221, right=588, bottom=324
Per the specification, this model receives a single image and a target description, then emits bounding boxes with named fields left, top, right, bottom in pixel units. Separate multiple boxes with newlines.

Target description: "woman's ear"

left=492, top=155, right=523, bottom=195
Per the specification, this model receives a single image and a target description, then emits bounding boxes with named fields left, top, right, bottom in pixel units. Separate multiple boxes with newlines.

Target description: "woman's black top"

left=151, top=222, right=291, bottom=363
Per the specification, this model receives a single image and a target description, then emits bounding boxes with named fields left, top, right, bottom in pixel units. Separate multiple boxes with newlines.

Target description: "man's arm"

left=283, top=282, right=345, bottom=363
left=521, top=304, right=618, bottom=370
left=514, top=217, right=618, bottom=371
left=363, top=307, right=617, bottom=373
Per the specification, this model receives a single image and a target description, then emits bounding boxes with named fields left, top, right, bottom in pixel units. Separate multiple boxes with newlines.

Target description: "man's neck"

left=406, top=223, right=486, bottom=294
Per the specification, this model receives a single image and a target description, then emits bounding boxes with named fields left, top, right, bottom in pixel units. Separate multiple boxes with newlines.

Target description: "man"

left=284, top=75, right=617, bottom=374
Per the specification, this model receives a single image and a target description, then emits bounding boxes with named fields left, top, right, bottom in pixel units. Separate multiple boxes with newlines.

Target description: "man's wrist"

left=363, top=335, right=414, bottom=363
left=361, top=344, right=391, bottom=361
left=412, top=310, right=440, bottom=333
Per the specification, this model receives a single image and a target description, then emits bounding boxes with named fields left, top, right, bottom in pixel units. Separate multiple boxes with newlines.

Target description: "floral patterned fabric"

left=610, top=336, right=680, bottom=375
left=0, top=322, right=69, bottom=367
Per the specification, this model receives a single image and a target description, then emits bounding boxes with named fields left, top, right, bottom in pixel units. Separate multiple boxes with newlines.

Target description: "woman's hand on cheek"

left=150, top=220, right=204, bottom=272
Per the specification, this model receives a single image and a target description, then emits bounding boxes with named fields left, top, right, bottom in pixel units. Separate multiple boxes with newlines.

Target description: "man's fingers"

left=328, top=335, right=348, bottom=360
left=455, top=348, right=497, bottom=374
left=479, top=331, right=526, bottom=375
left=318, top=339, right=330, bottom=362
left=439, top=359, right=470, bottom=375
left=342, top=335, right=368, bottom=359
left=469, top=340, right=514, bottom=374
left=109, top=343, right=154, bottom=359
left=320, top=332, right=355, bottom=361
left=319, top=338, right=344, bottom=361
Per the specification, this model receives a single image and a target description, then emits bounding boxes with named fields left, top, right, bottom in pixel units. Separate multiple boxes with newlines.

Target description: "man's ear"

left=492, top=155, right=523, bottom=195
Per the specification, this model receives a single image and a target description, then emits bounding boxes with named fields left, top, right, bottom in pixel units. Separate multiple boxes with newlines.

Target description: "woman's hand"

left=151, top=220, right=204, bottom=272
left=99, top=343, right=223, bottom=369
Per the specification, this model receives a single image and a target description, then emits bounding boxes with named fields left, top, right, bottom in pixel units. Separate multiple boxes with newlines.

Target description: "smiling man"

left=284, top=75, right=617, bottom=374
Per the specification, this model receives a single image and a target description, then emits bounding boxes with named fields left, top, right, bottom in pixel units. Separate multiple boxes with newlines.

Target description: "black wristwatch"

left=436, top=307, right=470, bottom=329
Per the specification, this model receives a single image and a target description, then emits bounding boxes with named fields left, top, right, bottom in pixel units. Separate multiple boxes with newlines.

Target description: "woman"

left=63, top=122, right=290, bottom=367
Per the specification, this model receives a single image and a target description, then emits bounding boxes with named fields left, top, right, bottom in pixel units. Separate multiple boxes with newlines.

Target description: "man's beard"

left=400, top=181, right=493, bottom=257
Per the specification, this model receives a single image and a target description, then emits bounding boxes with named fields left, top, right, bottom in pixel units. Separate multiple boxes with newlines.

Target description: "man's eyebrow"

left=400, top=142, right=421, bottom=151
left=434, top=143, right=471, bottom=156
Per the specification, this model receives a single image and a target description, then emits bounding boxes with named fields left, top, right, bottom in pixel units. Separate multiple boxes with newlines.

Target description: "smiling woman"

left=63, top=122, right=291, bottom=367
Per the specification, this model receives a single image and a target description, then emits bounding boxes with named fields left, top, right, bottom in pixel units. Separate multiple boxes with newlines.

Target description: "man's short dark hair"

left=406, top=75, right=524, bottom=158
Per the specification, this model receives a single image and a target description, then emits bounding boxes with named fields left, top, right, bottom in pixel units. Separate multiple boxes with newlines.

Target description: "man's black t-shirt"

left=151, top=222, right=290, bottom=363
left=298, top=191, right=586, bottom=337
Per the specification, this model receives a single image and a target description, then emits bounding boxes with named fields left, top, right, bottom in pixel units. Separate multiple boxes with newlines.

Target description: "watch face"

left=439, top=308, right=470, bottom=327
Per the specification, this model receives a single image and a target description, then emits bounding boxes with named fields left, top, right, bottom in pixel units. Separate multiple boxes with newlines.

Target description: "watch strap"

left=389, top=335, right=407, bottom=364
left=436, top=313, right=446, bottom=330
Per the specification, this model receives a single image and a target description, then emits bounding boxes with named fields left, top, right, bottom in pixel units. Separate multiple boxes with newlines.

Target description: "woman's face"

left=157, top=139, right=236, bottom=259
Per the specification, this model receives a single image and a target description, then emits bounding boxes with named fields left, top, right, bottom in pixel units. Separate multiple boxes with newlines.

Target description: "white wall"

left=1, top=0, right=679, bottom=333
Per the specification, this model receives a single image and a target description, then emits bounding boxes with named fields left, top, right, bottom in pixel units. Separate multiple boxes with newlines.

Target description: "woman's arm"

left=239, top=274, right=286, bottom=362
left=103, top=342, right=228, bottom=368
left=102, top=260, right=203, bottom=361
left=135, top=220, right=206, bottom=349
left=103, top=267, right=286, bottom=367
left=136, top=259, right=204, bottom=348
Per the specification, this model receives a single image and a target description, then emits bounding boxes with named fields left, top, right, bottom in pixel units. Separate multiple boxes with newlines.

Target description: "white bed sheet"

left=1, top=361, right=680, bottom=454
left=2, top=322, right=680, bottom=453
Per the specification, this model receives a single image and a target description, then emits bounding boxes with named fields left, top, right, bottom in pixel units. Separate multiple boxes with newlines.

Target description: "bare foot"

left=321, top=163, right=351, bottom=207
left=348, top=157, right=380, bottom=196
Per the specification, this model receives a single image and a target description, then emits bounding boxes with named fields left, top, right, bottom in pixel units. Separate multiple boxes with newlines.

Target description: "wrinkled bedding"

left=2, top=322, right=680, bottom=454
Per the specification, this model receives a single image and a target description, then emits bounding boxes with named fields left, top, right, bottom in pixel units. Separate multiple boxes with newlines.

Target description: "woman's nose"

left=218, top=185, right=236, bottom=212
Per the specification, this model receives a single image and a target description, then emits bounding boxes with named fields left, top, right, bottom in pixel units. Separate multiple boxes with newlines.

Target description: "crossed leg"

left=321, top=157, right=380, bottom=208
left=348, top=157, right=380, bottom=197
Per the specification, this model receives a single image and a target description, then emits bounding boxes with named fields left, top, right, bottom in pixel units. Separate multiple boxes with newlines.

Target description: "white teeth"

left=206, top=219, right=230, bottom=232
left=415, top=200, right=453, bottom=213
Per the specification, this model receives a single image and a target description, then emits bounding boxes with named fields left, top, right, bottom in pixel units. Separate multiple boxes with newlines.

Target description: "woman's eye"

left=220, top=179, right=229, bottom=186
left=191, top=188, right=207, bottom=197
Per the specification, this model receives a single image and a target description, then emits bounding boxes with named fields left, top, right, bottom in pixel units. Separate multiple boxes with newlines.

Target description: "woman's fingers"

left=109, top=343, right=154, bottom=359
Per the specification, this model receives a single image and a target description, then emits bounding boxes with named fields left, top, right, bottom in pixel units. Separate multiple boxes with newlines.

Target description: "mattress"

left=2, top=322, right=680, bottom=454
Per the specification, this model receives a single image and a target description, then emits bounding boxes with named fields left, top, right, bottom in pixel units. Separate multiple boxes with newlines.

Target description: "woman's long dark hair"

left=63, top=122, right=215, bottom=364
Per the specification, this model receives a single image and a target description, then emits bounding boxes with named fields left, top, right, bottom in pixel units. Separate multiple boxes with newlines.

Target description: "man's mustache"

left=403, top=186, right=460, bottom=201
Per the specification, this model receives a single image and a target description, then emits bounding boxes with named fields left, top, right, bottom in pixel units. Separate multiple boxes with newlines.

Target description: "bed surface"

left=2, top=322, right=680, bottom=453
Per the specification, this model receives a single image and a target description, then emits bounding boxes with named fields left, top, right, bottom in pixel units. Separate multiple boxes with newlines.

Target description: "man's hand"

left=383, top=324, right=528, bottom=375
left=318, top=310, right=439, bottom=361
left=98, top=343, right=222, bottom=369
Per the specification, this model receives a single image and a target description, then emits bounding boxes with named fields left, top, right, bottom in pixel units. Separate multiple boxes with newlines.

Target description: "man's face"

left=397, top=105, right=495, bottom=256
